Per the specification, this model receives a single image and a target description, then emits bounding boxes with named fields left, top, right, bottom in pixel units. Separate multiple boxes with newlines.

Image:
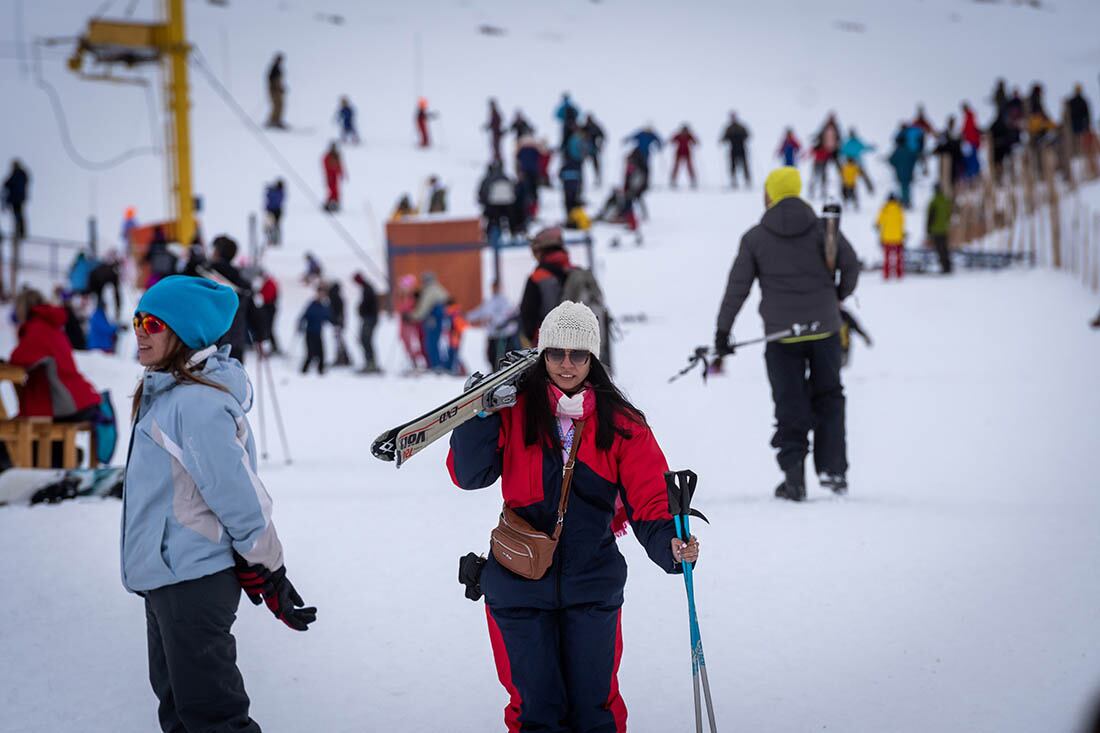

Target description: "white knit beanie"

left=537, top=301, right=601, bottom=356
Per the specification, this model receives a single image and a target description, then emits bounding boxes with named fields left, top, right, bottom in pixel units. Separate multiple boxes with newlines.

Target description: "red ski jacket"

left=10, top=305, right=100, bottom=418
left=447, top=394, right=681, bottom=609
left=671, top=131, right=698, bottom=156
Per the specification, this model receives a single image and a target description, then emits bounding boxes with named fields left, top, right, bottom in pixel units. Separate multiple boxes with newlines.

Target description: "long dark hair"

left=131, top=333, right=228, bottom=421
left=521, top=355, right=647, bottom=453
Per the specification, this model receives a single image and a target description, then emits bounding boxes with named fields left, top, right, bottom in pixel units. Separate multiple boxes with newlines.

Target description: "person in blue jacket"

left=299, top=284, right=333, bottom=374
left=448, top=301, right=700, bottom=732
left=335, top=95, right=360, bottom=145
left=124, top=275, right=316, bottom=733
left=624, top=125, right=663, bottom=170
left=555, top=92, right=580, bottom=149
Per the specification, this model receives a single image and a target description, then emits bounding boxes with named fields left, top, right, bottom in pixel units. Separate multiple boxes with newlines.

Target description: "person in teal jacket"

left=123, top=275, right=316, bottom=732
left=840, top=128, right=876, bottom=193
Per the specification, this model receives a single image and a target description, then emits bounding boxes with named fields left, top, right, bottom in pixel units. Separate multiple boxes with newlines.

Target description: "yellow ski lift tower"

left=67, top=0, right=196, bottom=245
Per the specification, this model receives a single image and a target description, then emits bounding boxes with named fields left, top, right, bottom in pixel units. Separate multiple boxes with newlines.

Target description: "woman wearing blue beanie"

left=123, top=275, right=316, bottom=732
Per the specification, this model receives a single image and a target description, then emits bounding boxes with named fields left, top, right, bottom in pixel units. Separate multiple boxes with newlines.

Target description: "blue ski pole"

left=666, top=470, right=718, bottom=733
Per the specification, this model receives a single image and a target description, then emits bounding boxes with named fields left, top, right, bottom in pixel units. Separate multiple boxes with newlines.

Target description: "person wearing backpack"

left=520, top=226, right=577, bottom=347
left=447, top=300, right=699, bottom=732
left=714, top=167, right=860, bottom=501
left=478, top=161, right=517, bottom=243
left=520, top=226, right=612, bottom=369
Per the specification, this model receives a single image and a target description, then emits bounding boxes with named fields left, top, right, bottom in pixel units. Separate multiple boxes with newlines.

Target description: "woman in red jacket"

left=9, top=289, right=101, bottom=467
left=448, top=301, right=699, bottom=732
left=10, top=289, right=100, bottom=420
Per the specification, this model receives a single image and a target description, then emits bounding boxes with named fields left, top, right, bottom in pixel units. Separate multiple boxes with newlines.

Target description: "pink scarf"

left=547, top=383, right=629, bottom=537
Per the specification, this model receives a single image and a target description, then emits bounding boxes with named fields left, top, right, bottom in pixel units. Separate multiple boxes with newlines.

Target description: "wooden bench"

left=0, top=418, right=97, bottom=469
left=0, top=362, right=98, bottom=469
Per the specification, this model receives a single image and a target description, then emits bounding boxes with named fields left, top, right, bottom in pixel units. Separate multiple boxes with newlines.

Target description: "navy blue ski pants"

left=486, top=603, right=627, bottom=733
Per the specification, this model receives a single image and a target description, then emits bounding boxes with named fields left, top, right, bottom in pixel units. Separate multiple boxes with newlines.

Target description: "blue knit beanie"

left=136, top=275, right=238, bottom=349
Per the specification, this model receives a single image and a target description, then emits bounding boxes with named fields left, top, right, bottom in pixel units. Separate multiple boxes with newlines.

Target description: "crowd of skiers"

left=2, top=47, right=1097, bottom=733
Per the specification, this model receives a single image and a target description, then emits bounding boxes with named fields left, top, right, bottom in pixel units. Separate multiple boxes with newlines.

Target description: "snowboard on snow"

left=371, top=349, right=540, bottom=467
left=0, top=466, right=125, bottom=506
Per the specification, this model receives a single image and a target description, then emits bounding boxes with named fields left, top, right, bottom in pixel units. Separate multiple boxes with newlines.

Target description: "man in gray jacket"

left=715, top=167, right=860, bottom=501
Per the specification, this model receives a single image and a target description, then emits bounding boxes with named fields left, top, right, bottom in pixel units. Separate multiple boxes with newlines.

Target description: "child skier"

left=840, top=158, right=861, bottom=210
left=125, top=276, right=315, bottom=732
left=777, top=127, right=802, bottom=167
left=395, top=274, right=426, bottom=371
left=876, top=193, right=906, bottom=280
left=447, top=301, right=699, bottom=731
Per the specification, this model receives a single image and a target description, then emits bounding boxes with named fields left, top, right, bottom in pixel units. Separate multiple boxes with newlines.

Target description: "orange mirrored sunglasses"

left=132, top=313, right=169, bottom=335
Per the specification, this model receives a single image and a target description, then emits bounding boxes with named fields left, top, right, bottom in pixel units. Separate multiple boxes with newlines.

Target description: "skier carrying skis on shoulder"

left=714, top=167, right=860, bottom=501
left=123, top=276, right=316, bottom=732
left=447, top=300, right=699, bottom=731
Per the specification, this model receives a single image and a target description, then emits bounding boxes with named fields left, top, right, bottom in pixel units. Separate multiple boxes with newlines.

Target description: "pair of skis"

left=370, top=350, right=539, bottom=467
left=666, top=469, right=719, bottom=733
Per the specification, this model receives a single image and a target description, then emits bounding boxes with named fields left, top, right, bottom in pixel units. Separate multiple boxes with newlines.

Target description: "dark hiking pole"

left=823, top=198, right=841, bottom=272
left=669, top=321, right=822, bottom=384
left=666, top=470, right=717, bottom=733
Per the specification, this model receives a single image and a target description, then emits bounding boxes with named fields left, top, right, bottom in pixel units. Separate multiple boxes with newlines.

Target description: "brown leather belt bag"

left=490, top=419, right=585, bottom=580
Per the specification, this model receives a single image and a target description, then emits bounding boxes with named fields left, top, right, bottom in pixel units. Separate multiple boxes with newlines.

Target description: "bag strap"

left=551, top=419, right=586, bottom=540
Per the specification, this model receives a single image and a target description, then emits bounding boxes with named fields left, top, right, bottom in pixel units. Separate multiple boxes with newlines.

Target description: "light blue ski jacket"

left=120, top=346, right=284, bottom=593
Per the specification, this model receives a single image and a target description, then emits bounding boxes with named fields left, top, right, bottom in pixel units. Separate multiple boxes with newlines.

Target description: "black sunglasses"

left=544, top=348, right=591, bottom=366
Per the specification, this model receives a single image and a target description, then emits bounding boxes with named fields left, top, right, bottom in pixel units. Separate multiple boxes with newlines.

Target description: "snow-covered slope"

left=2, top=1, right=1100, bottom=732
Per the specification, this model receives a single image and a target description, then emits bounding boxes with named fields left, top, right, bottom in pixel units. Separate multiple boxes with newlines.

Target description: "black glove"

left=458, top=552, right=486, bottom=602
left=234, top=555, right=317, bottom=631
left=497, top=350, right=527, bottom=370
left=714, top=330, right=734, bottom=357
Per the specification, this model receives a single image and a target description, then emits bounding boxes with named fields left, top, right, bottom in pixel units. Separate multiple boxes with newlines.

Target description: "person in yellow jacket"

left=876, top=193, right=906, bottom=279
left=840, top=158, right=861, bottom=210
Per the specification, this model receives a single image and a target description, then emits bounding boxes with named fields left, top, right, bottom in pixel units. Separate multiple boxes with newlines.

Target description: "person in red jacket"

left=9, top=289, right=101, bottom=465
left=669, top=123, right=699, bottom=188
left=960, top=103, right=983, bottom=180
left=447, top=301, right=699, bottom=732
left=257, top=271, right=280, bottom=355
left=322, top=143, right=344, bottom=212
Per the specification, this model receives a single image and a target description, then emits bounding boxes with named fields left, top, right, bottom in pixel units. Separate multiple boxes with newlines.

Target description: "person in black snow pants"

left=2, top=159, right=30, bottom=240
left=447, top=300, right=699, bottom=732
left=720, top=112, right=752, bottom=188
left=299, top=287, right=332, bottom=375
left=353, top=271, right=380, bottom=374
left=124, top=275, right=316, bottom=733
left=715, top=167, right=860, bottom=500
left=327, top=281, right=352, bottom=367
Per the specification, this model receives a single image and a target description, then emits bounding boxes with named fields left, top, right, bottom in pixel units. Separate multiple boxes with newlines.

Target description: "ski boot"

left=819, top=472, right=848, bottom=496
left=774, top=462, right=806, bottom=502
